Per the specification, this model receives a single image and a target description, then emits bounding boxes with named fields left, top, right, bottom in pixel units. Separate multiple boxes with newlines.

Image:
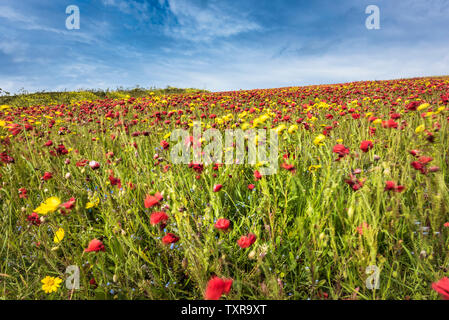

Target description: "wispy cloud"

left=163, top=0, right=262, bottom=41
left=101, top=0, right=261, bottom=41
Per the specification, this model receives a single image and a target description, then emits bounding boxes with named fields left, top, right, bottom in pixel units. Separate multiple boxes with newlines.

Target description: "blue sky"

left=1, top=0, right=449, bottom=93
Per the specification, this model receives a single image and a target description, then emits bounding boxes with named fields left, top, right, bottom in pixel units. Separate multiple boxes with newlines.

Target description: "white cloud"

left=164, top=0, right=262, bottom=41
left=101, top=0, right=261, bottom=41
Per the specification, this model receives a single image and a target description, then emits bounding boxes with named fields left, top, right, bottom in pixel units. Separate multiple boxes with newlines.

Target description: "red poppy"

left=109, top=175, right=122, bottom=188
left=42, top=172, right=53, bottom=181
left=382, top=119, right=398, bottom=129
left=281, top=162, right=295, bottom=171
left=150, top=211, right=169, bottom=227
left=0, top=152, right=14, bottom=164
left=432, top=277, right=449, bottom=300
left=214, top=218, right=230, bottom=231
left=144, top=192, right=163, bottom=208
left=213, top=184, right=223, bottom=192
left=89, top=278, right=98, bottom=288
left=384, top=181, right=405, bottom=193
left=409, top=149, right=420, bottom=157
left=345, top=174, right=365, bottom=191
left=332, top=144, right=350, bottom=159
left=360, top=140, right=373, bottom=153
left=160, top=140, right=169, bottom=150
left=27, top=212, right=41, bottom=226
left=84, top=239, right=105, bottom=252
left=162, top=233, right=179, bottom=244
left=248, top=184, right=255, bottom=190
left=237, top=233, right=256, bottom=248
left=62, top=197, right=76, bottom=210
left=204, top=276, right=233, bottom=300
left=254, top=170, right=262, bottom=181
left=18, top=187, right=28, bottom=199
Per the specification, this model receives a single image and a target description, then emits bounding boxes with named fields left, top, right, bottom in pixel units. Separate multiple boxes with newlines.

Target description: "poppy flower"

left=18, top=187, right=28, bottom=199
left=213, top=184, right=223, bottom=192
left=76, top=159, right=88, bottom=167
left=27, top=212, right=41, bottom=226
left=162, top=233, right=179, bottom=244
left=281, top=162, right=295, bottom=172
left=409, top=150, right=420, bottom=157
left=382, top=119, right=398, bottom=129
left=109, top=175, right=122, bottom=188
left=385, top=181, right=405, bottom=193
left=89, top=278, right=98, bottom=288
left=84, top=239, right=105, bottom=252
left=432, top=277, right=449, bottom=300
left=345, top=173, right=365, bottom=191
left=333, top=144, right=350, bottom=159
left=254, top=170, right=262, bottom=181
left=237, top=233, right=256, bottom=248
left=204, top=276, right=233, bottom=300
left=42, top=172, right=53, bottom=181
left=62, top=197, right=76, bottom=210
left=55, top=144, right=68, bottom=155
left=360, top=140, right=373, bottom=153
left=248, top=184, right=255, bottom=190
left=160, top=140, right=169, bottom=150
left=0, top=152, right=14, bottom=164
left=214, top=218, right=230, bottom=231
left=150, top=211, right=169, bottom=227
left=144, top=192, right=163, bottom=208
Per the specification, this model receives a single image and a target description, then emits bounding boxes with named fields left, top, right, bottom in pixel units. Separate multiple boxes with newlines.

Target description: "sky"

left=0, top=0, right=449, bottom=93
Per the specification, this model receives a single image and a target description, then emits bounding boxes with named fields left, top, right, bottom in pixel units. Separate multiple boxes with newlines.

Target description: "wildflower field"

left=1, top=77, right=449, bottom=300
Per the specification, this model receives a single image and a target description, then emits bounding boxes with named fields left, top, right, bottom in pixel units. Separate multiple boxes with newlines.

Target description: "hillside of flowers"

left=1, top=77, right=449, bottom=300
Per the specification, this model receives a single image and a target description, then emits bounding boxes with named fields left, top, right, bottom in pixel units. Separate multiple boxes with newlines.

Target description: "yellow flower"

left=417, top=103, right=430, bottom=111
left=241, top=122, right=251, bottom=130
left=313, top=134, right=326, bottom=146
left=415, top=125, right=425, bottom=134
left=53, top=228, right=65, bottom=243
left=308, top=165, right=322, bottom=172
left=274, top=124, right=287, bottom=134
left=41, top=276, right=62, bottom=294
left=86, top=198, right=99, bottom=209
left=288, top=125, right=298, bottom=134
left=34, top=197, right=61, bottom=215
left=372, top=119, right=382, bottom=125
left=336, top=138, right=343, bottom=144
